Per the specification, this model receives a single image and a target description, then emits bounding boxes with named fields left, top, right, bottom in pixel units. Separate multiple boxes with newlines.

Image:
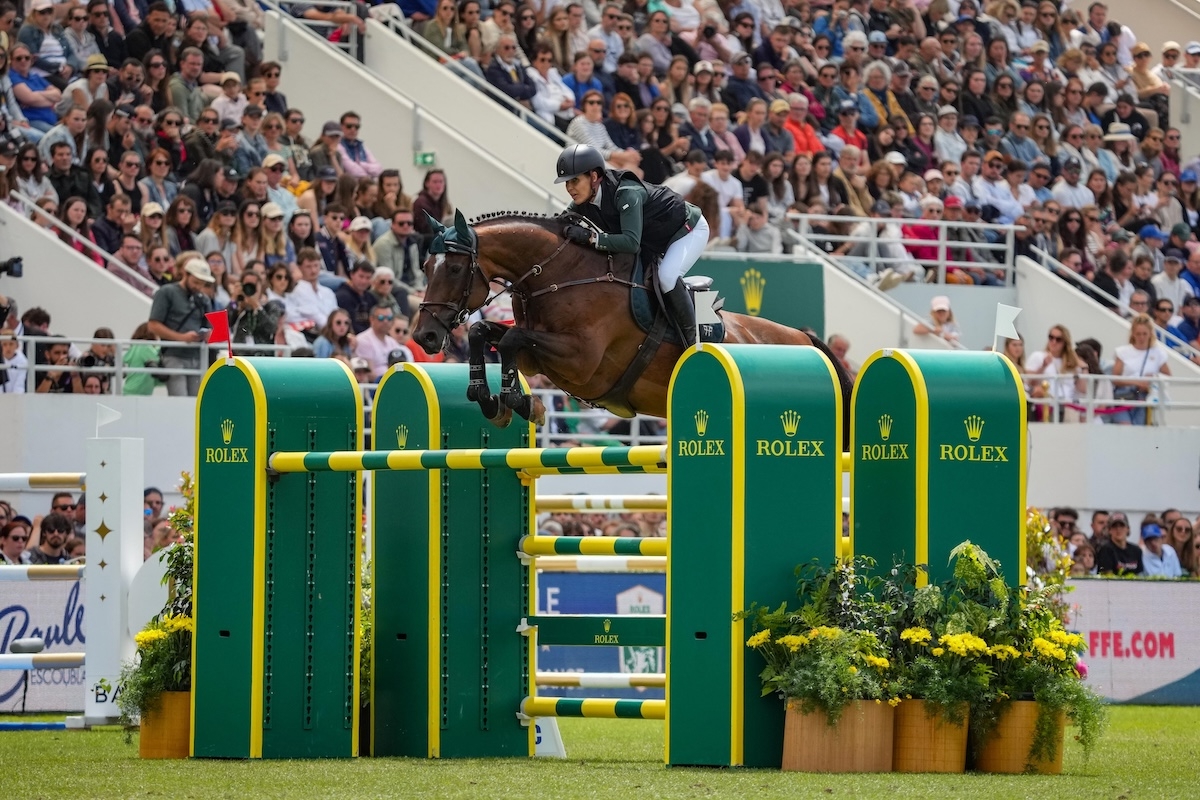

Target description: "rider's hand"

left=563, top=224, right=595, bottom=247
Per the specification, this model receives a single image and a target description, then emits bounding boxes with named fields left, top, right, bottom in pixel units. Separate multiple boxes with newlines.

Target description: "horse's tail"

left=801, top=329, right=854, bottom=452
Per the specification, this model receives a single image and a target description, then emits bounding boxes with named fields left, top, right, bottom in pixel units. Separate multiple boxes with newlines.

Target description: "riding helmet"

left=554, top=144, right=606, bottom=184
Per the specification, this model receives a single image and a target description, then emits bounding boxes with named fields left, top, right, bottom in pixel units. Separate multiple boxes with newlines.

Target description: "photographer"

left=75, top=327, right=116, bottom=392
left=147, top=258, right=215, bottom=397
left=34, top=337, right=84, bottom=394
left=228, top=272, right=285, bottom=357
left=121, top=323, right=165, bottom=396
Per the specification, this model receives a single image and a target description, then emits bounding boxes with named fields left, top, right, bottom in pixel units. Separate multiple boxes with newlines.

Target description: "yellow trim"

left=810, top=347, right=846, bottom=567
left=336, top=355, right=365, bottom=759
left=887, top=350, right=931, bottom=587
left=520, top=377, right=538, bottom=759
left=26, top=473, right=86, bottom=488
left=994, top=352, right=1030, bottom=575
left=368, top=369, right=397, bottom=757
left=846, top=349, right=889, bottom=562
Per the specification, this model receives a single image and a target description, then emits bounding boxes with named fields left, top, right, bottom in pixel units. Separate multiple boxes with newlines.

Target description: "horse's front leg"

left=496, top=328, right=546, bottom=427
left=466, top=322, right=513, bottom=428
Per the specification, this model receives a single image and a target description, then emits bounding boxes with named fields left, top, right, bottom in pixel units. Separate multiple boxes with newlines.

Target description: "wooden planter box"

left=893, top=700, right=968, bottom=773
left=782, top=700, right=894, bottom=773
left=139, top=691, right=191, bottom=759
left=974, top=700, right=1064, bottom=774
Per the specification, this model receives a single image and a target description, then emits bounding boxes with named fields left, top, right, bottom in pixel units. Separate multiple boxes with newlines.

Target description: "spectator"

left=38, top=104, right=89, bottom=167
left=288, top=246, right=339, bottom=331
left=0, top=328, right=28, bottom=394
left=26, top=512, right=72, bottom=565
left=369, top=267, right=411, bottom=322
left=147, top=258, right=215, bottom=396
left=18, top=0, right=82, bottom=88
left=316, top=203, right=351, bottom=280
left=33, top=338, right=83, bottom=394
left=732, top=202, right=781, bottom=254
left=354, top=304, right=402, bottom=380
left=261, top=153, right=298, bottom=223
left=1141, top=523, right=1183, bottom=577
left=124, top=2, right=173, bottom=65
left=528, top=43, right=576, bottom=128
left=912, top=294, right=961, bottom=343
left=1096, top=513, right=1142, bottom=575
left=93, top=193, right=131, bottom=254
left=10, top=42, right=61, bottom=136
left=312, top=307, right=356, bottom=360
left=309, top=120, right=345, bottom=177
left=46, top=139, right=100, bottom=214
left=228, top=270, right=283, bottom=356
left=0, top=521, right=30, bottom=564
left=337, top=110, right=381, bottom=179
left=164, top=195, right=198, bottom=255
left=345, top=215, right=376, bottom=267
left=232, top=103, right=266, bottom=174
left=486, top=33, right=538, bottom=107
left=231, top=198, right=262, bottom=274
left=374, top=209, right=424, bottom=293
left=1110, top=312, right=1172, bottom=425
left=1153, top=255, right=1194, bottom=311
left=209, top=71, right=247, bottom=125
left=335, top=260, right=378, bottom=333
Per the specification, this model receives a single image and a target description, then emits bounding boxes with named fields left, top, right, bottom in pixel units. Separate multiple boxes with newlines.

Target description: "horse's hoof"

left=529, top=396, right=547, bottom=427
left=489, top=407, right=514, bottom=428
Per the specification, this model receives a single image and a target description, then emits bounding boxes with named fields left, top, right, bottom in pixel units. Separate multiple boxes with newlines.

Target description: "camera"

left=703, top=24, right=716, bottom=38
left=241, top=280, right=258, bottom=296
left=0, top=257, right=22, bottom=279
left=79, top=353, right=98, bottom=368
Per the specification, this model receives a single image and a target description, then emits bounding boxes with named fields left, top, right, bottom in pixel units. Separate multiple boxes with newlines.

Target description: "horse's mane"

left=468, top=210, right=589, bottom=233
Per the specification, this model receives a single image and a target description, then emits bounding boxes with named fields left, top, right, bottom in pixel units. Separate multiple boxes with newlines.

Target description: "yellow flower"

left=776, top=634, right=809, bottom=652
left=864, top=655, right=890, bottom=670
left=135, top=629, right=168, bottom=649
left=938, top=633, right=988, bottom=657
left=1031, top=637, right=1067, bottom=661
left=841, top=686, right=848, bottom=693
left=931, top=647, right=945, bottom=657
left=987, top=644, right=1021, bottom=661
left=888, top=697, right=902, bottom=707
left=848, top=665, right=858, bottom=674
left=900, top=627, right=932, bottom=645
left=809, top=626, right=843, bottom=640
left=161, top=614, right=193, bottom=633
left=746, top=629, right=771, bottom=649
left=1048, top=629, right=1085, bottom=650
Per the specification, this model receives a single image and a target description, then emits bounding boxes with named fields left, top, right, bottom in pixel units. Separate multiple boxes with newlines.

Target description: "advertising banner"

left=696, top=257, right=825, bottom=338
left=0, top=580, right=87, bottom=712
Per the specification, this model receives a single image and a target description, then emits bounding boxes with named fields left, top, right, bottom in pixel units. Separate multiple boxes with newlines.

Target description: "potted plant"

left=742, top=558, right=896, bottom=773
left=116, top=473, right=195, bottom=759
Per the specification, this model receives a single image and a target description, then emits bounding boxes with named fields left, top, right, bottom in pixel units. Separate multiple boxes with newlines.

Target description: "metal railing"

left=787, top=213, right=1021, bottom=286
left=1170, top=67, right=1200, bottom=122
left=1030, top=247, right=1200, bottom=363
left=1018, top=372, right=1200, bottom=425
left=8, top=190, right=159, bottom=296
left=263, top=0, right=362, bottom=60
left=376, top=15, right=570, bottom=146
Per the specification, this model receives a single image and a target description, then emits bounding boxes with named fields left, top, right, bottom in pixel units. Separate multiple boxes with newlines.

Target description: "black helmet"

left=554, top=144, right=606, bottom=184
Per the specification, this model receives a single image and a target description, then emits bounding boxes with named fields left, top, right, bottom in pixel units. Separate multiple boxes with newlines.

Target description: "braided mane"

left=468, top=210, right=589, bottom=230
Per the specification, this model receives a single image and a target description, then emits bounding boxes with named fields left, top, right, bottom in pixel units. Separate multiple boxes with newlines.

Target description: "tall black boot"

left=663, top=278, right=697, bottom=347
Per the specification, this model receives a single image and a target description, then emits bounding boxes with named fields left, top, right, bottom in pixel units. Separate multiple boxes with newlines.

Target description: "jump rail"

left=267, top=445, right=668, bottom=474
left=0, top=473, right=86, bottom=491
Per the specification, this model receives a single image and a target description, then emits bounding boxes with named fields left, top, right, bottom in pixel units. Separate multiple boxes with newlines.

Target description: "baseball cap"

left=1063, top=156, right=1082, bottom=171
left=693, top=60, right=713, bottom=75
left=984, top=150, right=1005, bottom=163
left=1163, top=41, right=1181, bottom=54
left=262, top=154, right=286, bottom=170
left=215, top=200, right=238, bottom=215
left=1111, top=229, right=1133, bottom=242
left=142, top=201, right=164, bottom=217
left=0, top=140, right=17, bottom=159
left=221, top=71, right=241, bottom=85
left=322, top=121, right=342, bottom=137
left=1171, top=222, right=1192, bottom=239
left=222, top=166, right=241, bottom=181
left=1132, top=42, right=1151, bottom=57
left=317, top=165, right=338, bottom=180
left=1030, top=39, right=1049, bottom=53
left=937, top=104, right=958, bottom=118
left=242, top=104, right=263, bottom=118
left=838, top=99, right=859, bottom=114
left=1139, top=224, right=1166, bottom=240
left=1188, top=41, right=1200, bottom=56
left=261, top=202, right=284, bottom=220
left=885, top=151, right=907, bottom=165
left=768, top=99, right=788, bottom=115
left=1141, top=523, right=1163, bottom=540
left=350, top=357, right=371, bottom=372
left=220, top=118, right=241, bottom=131
left=870, top=199, right=891, bottom=214
left=924, top=169, right=944, bottom=182
left=29, top=0, right=52, bottom=10
left=964, top=199, right=981, bottom=211
left=959, top=114, right=980, bottom=129
left=1184, top=295, right=1200, bottom=306
left=349, top=215, right=373, bottom=232
left=944, top=195, right=964, bottom=209
left=86, top=54, right=109, bottom=72
left=732, top=52, right=752, bottom=66
left=868, top=31, right=888, bottom=44
left=1182, top=170, right=1198, bottom=183
left=930, top=295, right=951, bottom=311
left=183, top=258, right=216, bottom=283
left=387, top=348, right=411, bottom=366
left=114, top=104, right=135, bottom=119
left=891, top=59, right=911, bottom=77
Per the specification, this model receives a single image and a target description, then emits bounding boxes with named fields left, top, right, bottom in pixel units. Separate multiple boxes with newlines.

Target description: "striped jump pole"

left=533, top=556, right=666, bottom=573
left=0, top=565, right=85, bottom=581
left=535, top=672, right=666, bottom=689
left=0, top=473, right=86, bottom=491
left=519, top=535, right=667, bottom=557
left=520, top=697, right=666, bottom=720
left=268, top=445, right=666, bottom=475
left=535, top=495, right=667, bottom=512
left=0, top=652, right=86, bottom=670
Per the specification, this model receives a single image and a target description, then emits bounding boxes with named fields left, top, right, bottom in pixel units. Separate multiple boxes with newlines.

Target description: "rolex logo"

left=604, top=618, right=612, bottom=633
left=221, top=418, right=234, bottom=445
left=780, top=410, right=801, bottom=437
left=740, top=268, right=765, bottom=316
left=878, top=414, right=893, bottom=441
left=694, top=410, right=709, bottom=437
left=396, top=424, right=409, bottom=449
left=964, top=415, right=985, bottom=442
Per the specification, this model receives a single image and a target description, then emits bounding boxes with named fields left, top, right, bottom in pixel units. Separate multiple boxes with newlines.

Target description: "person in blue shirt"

left=562, top=52, right=604, bottom=110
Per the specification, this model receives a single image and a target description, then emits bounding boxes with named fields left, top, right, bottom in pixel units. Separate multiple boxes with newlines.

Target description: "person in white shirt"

left=287, top=247, right=339, bottom=330
left=527, top=44, right=576, bottom=126
left=585, top=2, right=623, bottom=73
left=1152, top=255, right=1194, bottom=312
left=1, top=330, right=27, bottom=393
left=701, top=149, right=743, bottom=237
left=354, top=305, right=402, bottom=380
left=1141, top=524, right=1183, bottom=577
left=972, top=151, right=1025, bottom=224
left=1051, top=157, right=1095, bottom=209
left=209, top=72, right=248, bottom=126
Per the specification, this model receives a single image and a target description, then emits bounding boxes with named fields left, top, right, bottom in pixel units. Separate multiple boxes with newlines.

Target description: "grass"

left=3, top=706, right=1196, bottom=799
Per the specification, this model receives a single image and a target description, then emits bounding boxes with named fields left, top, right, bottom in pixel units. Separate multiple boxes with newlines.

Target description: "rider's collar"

left=587, top=183, right=603, bottom=207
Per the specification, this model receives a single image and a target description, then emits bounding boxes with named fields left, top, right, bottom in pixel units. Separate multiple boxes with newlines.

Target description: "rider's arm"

left=594, top=183, right=646, bottom=254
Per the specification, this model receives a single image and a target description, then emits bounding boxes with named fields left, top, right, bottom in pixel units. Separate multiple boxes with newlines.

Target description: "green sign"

left=414, top=151, right=436, bottom=167
left=696, top=257, right=825, bottom=339
left=850, top=350, right=1026, bottom=587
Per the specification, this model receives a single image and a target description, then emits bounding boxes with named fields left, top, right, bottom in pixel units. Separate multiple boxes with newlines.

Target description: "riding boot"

left=663, top=278, right=697, bottom=347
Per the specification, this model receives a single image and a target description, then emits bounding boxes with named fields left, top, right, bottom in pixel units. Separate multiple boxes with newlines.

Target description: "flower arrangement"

left=116, top=472, right=195, bottom=730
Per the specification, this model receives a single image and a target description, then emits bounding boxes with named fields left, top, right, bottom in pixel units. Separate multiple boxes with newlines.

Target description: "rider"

left=554, top=143, right=709, bottom=346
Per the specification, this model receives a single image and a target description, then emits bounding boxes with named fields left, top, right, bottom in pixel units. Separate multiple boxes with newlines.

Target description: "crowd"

left=1047, top=505, right=1199, bottom=578
left=0, top=485, right=184, bottom=565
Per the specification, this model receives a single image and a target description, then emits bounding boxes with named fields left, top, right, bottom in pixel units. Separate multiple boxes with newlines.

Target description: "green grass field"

left=3, top=706, right=1193, bottom=799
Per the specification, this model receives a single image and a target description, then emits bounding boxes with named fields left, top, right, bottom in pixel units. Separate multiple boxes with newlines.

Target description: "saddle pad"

left=629, top=256, right=724, bottom=345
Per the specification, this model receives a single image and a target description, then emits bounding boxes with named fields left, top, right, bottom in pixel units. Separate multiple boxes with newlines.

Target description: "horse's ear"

left=453, top=209, right=471, bottom=239
left=424, top=211, right=445, bottom=234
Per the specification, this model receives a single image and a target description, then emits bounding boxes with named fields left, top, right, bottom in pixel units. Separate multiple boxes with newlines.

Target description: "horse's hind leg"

left=466, top=322, right=513, bottom=428
left=496, top=328, right=546, bottom=427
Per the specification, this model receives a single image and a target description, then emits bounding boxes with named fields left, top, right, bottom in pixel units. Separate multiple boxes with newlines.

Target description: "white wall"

left=265, top=12, right=561, bottom=216
left=0, top=203, right=152, bottom=339
left=1103, top=0, right=1200, bottom=73
left=887, top=284, right=1017, bottom=351
left=1015, top=256, right=1200, bottom=426
left=363, top=20, right=568, bottom=200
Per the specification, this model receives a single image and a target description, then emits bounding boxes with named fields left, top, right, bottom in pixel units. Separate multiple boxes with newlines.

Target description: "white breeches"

left=657, top=216, right=710, bottom=292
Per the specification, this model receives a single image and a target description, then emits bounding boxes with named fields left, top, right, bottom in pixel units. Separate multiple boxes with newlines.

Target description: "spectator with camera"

left=34, top=337, right=83, bottom=394
left=147, top=258, right=216, bottom=397
left=76, top=327, right=116, bottom=392
left=228, top=270, right=285, bottom=356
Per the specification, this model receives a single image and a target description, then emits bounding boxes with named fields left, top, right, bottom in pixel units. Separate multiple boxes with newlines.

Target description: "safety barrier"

left=192, top=345, right=1025, bottom=766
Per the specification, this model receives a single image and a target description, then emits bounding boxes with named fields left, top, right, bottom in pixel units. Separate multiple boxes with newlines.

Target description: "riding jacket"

left=568, top=169, right=702, bottom=258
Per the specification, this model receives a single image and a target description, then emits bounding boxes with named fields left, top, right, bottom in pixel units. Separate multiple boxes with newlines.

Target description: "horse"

left=412, top=210, right=854, bottom=436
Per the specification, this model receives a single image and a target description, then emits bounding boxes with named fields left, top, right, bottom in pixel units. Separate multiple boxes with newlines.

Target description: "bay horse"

left=412, top=210, right=853, bottom=435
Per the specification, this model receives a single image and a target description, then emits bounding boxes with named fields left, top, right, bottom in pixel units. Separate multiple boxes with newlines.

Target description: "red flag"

left=205, top=310, right=232, bottom=361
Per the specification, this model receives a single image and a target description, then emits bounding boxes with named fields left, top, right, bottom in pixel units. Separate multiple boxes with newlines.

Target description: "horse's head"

left=413, top=209, right=487, bottom=355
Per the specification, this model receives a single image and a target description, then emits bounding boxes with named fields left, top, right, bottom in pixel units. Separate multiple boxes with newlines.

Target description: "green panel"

left=194, top=365, right=259, bottom=759
left=667, top=350, right=735, bottom=767
left=372, top=364, right=531, bottom=759
left=737, top=345, right=842, bottom=768
left=529, top=615, right=665, bottom=647
left=911, top=351, right=1024, bottom=587
left=851, top=356, right=920, bottom=572
left=697, top=257, right=825, bottom=338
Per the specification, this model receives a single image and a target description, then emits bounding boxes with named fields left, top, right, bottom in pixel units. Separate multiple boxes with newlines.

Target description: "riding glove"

left=563, top=224, right=595, bottom=247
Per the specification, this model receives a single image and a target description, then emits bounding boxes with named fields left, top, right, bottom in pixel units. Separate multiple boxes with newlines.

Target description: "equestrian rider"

left=555, top=143, right=709, bottom=346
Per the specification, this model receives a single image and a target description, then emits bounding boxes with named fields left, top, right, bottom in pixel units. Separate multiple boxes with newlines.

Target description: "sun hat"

left=930, top=295, right=951, bottom=311
left=183, top=258, right=216, bottom=283
left=1103, top=122, right=1137, bottom=142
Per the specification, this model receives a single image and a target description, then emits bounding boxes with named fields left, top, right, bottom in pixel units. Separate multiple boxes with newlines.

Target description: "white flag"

left=95, top=403, right=122, bottom=437
left=994, top=304, right=1021, bottom=342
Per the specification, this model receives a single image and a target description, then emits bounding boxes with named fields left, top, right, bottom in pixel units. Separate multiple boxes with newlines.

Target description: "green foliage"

left=359, top=559, right=372, bottom=709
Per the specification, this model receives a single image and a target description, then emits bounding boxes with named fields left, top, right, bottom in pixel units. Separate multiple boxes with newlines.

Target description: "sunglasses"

left=163, top=119, right=182, bottom=127
left=54, top=504, right=77, bottom=511
left=344, top=122, right=360, bottom=130
left=12, top=55, right=31, bottom=62
left=375, top=314, right=394, bottom=321
left=395, top=220, right=414, bottom=226
left=1047, top=334, right=1063, bottom=342
left=263, top=71, right=280, bottom=78
left=289, top=117, right=305, bottom=124
left=7, top=535, right=29, bottom=542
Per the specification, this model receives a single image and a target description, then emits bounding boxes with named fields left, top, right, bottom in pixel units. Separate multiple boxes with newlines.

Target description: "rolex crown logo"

left=780, top=409, right=801, bottom=437
left=603, top=618, right=612, bottom=633
left=964, top=415, right=985, bottom=442
left=221, top=418, right=234, bottom=445
left=694, top=410, right=709, bottom=437
left=878, top=414, right=893, bottom=441
left=740, top=268, right=766, bottom=317
left=396, top=424, right=409, bottom=449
